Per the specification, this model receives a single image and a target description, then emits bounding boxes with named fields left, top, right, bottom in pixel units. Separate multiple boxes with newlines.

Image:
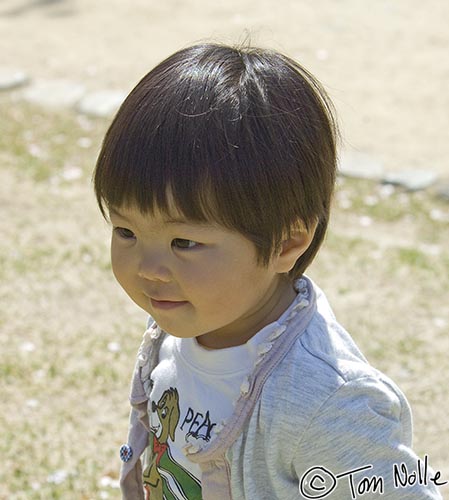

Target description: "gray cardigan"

left=120, top=277, right=443, bottom=499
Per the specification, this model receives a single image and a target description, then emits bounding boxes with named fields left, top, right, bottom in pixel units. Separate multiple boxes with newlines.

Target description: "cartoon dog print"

left=142, top=387, right=202, bottom=500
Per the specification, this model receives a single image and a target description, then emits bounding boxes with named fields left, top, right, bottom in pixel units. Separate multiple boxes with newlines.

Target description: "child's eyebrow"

left=163, top=216, right=189, bottom=224
left=163, top=216, right=201, bottom=225
left=163, top=216, right=216, bottom=229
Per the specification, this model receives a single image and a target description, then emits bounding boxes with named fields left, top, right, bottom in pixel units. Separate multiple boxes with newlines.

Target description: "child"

left=94, top=43, right=443, bottom=499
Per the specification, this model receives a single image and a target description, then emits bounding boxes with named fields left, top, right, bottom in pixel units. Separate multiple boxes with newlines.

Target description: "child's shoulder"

left=297, top=278, right=385, bottom=385
left=264, top=279, right=409, bottom=429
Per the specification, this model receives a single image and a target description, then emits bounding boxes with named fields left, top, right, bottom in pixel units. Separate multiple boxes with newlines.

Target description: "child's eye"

left=114, top=227, right=136, bottom=239
left=171, top=238, right=199, bottom=249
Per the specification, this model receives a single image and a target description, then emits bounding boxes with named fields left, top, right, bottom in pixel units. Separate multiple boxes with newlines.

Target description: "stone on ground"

left=0, top=67, right=29, bottom=90
left=383, top=169, right=437, bottom=191
left=338, top=151, right=384, bottom=180
left=22, top=79, right=85, bottom=108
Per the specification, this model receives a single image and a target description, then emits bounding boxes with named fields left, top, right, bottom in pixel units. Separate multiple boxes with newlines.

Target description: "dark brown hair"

left=94, top=43, right=339, bottom=279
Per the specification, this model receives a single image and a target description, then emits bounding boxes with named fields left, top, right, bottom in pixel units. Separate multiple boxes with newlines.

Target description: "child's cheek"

left=110, top=243, right=135, bottom=289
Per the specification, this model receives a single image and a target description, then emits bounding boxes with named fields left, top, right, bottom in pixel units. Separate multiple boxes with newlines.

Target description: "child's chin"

left=151, top=320, right=201, bottom=340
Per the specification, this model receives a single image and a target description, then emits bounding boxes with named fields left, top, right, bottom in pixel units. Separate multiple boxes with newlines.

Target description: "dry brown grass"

left=1, top=95, right=448, bottom=498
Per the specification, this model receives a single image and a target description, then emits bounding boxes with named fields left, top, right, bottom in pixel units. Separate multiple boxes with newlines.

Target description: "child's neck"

left=197, top=277, right=296, bottom=349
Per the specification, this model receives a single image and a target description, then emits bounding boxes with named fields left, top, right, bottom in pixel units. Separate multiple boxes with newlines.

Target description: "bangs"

left=94, top=108, right=281, bottom=254
left=94, top=109, right=220, bottom=224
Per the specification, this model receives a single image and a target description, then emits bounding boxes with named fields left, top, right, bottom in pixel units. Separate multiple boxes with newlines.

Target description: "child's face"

left=108, top=203, right=296, bottom=349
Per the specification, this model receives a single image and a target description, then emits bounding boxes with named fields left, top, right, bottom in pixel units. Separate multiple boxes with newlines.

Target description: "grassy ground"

left=1, top=94, right=448, bottom=498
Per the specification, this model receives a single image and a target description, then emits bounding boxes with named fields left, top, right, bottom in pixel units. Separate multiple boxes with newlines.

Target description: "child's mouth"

left=150, top=298, right=188, bottom=310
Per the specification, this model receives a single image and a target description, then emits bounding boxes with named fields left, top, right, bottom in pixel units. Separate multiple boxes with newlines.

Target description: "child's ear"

left=273, top=221, right=317, bottom=274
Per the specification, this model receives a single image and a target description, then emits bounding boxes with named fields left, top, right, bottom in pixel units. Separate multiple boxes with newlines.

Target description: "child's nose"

left=137, top=249, right=172, bottom=283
